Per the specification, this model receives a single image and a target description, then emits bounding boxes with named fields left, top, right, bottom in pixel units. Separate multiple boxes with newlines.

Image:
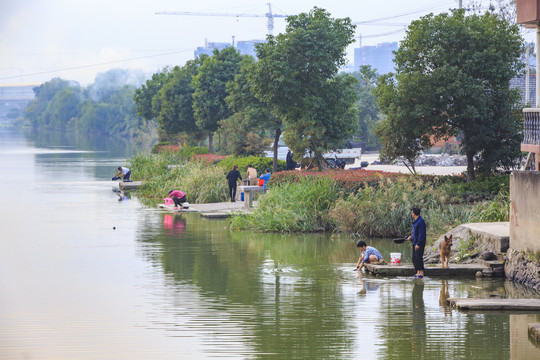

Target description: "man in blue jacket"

left=408, top=207, right=426, bottom=278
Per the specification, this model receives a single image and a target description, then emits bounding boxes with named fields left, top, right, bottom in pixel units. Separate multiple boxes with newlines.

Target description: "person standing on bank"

left=246, top=164, right=258, bottom=185
left=408, top=207, right=426, bottom=278
left=226, top=165, right=242, bottom=202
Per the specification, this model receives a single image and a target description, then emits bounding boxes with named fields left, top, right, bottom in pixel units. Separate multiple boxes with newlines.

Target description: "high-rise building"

left=354, top=41, right=398, bottom=75
left=194, top=39, right=265, bottom=59
left=510, top=74, right=536, bottom=107
left=194, top=41, right=231, bottom=58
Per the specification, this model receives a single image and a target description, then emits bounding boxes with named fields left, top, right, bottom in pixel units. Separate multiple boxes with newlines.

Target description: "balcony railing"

left=523, top=108, right=540, bottom=145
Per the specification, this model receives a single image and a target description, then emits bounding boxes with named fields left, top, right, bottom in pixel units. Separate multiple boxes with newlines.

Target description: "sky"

left=0, top=0, right=535, bottom=86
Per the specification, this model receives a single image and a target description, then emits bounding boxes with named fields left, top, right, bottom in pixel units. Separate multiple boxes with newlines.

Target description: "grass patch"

left=229, top=177, right=339, bottom=232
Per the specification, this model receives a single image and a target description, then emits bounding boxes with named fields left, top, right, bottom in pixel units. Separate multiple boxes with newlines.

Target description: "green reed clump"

left=229, top=177, right=339, bottom=232
left=329, top=176, right=472, bottom=238
left=469, top=189, right=509, bottom=222
left=129, top=152, right=228, bottom=206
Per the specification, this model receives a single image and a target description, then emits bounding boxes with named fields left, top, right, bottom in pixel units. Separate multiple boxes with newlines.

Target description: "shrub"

left=218, top=156, right=286, bottom=175
left=229, top=177, right=339, bottom=232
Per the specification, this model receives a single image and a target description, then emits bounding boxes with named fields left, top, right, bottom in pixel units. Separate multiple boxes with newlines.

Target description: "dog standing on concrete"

left=440, top=235, right=453, bottom=268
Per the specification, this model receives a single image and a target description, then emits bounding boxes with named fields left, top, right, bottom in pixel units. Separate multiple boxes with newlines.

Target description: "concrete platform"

left=158, top=201, right=245, bottom=214
left=201, top=212, right=230, bottom=219
left=365, top=263, right=488, bottom=277
left=460, top=222, right=509, bottom=252
left=119, top=181, right=142, bottom=191
left=448, top=298, right=540, bottom=311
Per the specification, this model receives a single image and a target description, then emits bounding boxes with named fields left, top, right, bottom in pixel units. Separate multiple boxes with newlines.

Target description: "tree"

left=134, top=68, right=172, bottom=121
left=374, top=10, right=523, bottom=180
left=155, top=58, right=206, bottom=140
left=192, top=47, right=244, bottom=153
left=26, top=78, right=74, bottom=129
left=351, top=65, right=381, bottom=150
left=225, top=56, right=283, bottom=170
left=250, top=7, right=358, bottom=169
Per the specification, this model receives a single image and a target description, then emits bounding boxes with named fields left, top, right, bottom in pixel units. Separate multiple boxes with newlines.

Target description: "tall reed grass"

left=229, top=177, right=339, bottom=232
left=129, top=151, right=228, bottom=205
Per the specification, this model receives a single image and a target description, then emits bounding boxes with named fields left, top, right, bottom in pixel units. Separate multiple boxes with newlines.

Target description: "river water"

left=1, top=127, right=540, bottom=360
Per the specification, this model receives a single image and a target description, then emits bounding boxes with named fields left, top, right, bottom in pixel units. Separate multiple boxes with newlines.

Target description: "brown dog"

left=440, top=235, right=453, bottom=268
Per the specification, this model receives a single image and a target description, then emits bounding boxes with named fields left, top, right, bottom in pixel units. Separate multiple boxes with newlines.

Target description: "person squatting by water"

left=246, top=164, right=258, bottom=185
left=113, top=166, right=131, bottom=181
left=355, top=240, right=385, bottom=271
left=226, top=165, right=242, bottom=202
left=408, top=207, right=426, bottom=278
left=168, top=190, right=187, bottom=211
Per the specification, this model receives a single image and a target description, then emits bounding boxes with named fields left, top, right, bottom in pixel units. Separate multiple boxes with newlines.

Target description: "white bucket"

left=390, top=252, right=401, bottom=265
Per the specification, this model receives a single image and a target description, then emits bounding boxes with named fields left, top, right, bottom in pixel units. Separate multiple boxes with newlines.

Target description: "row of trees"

left=374, top=9, right=525, bottom=181
left=135, top=8, right=369, bottom=171
left=23, top=69, right=151, bottom=140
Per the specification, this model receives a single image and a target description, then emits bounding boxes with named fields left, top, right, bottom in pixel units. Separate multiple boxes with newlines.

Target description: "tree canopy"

left=374, top=9, right=523, bottom=180
left=192, top=47, right=244, bottom=153
left=250, top=7, right=358, bottom=169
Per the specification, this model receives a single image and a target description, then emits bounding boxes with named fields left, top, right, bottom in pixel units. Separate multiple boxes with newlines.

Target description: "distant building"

left=194, top=39, right=266, bottom=59
left=0, top=83, right=39, bottom=120
left=236, top=40, right=265, bottom=57
left=194, top=41, right=231, bottom=58
left=510, top=74, right=536, bottom=107
left=354, top=41, right=398, bottom=75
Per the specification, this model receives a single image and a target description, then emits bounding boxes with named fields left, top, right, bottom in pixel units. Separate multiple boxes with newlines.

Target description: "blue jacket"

left=411, top=216, right=426, bottom=246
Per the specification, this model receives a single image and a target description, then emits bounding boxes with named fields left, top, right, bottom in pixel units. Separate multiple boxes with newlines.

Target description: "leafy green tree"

left=225, top=56, right=283, bottom=169
left=134, top=68, right=172, bottom=121
left=192, top=47, right=244, bottom=153
left=250, top=7, right=357, bottom=169
left=374, top=10, right=523, bottom=180
left=351, top=65, right=380, bottom=150
left=155, top=58, right=206, bottom=141
left=26, top=78, right=75, bottom=129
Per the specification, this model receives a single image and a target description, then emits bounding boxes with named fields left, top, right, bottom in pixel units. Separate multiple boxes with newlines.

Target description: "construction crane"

left=156, top=3, right=291, bottom=35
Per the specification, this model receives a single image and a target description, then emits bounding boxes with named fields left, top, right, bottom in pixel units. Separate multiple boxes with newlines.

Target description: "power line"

left=0, top=49, right=193, bottom=81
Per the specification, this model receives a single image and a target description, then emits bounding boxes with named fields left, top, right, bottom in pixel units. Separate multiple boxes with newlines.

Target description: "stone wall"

left=505, top=249, right=540, bottom=291
left=510, top=171, right=540, bottom=252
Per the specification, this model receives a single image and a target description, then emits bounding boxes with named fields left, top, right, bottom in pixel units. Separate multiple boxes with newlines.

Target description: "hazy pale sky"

left=0, top=0, right=534, bottom=85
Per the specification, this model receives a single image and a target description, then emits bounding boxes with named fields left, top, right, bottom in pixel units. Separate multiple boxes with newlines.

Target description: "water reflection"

left=4, top=127, right=540, bottom=359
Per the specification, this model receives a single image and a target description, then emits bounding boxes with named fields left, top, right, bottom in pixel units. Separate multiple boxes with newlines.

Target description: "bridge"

left=0, top=83, right=40, bottom=120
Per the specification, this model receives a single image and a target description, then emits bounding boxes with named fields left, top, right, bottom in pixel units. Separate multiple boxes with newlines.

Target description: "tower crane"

left=156, top=3, right=291, bottom=35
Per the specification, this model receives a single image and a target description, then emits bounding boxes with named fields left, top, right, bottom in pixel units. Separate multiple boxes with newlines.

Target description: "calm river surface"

left=1, top=127, right=540, bottom=360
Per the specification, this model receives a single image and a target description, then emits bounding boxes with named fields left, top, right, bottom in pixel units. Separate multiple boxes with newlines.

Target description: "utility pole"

left=537, top=26, right=540, bottom=108
left=526, top=45, right=530, bottom=105
left=458, top=0, right=463, bottom=9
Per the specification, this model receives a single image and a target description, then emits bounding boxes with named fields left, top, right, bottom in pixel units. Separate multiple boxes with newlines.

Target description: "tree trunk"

left=466, top=151, right=475, bottom=182
left=208, top=133, right=213, bottom=154
left=273, top=128, right=281, bottom=173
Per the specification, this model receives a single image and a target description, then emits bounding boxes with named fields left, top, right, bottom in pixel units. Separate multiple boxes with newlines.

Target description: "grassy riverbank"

left=229, top=170, right=509, bottom=241
left=128, top=149, right=509, bottom=241
left=128, top=149, right=285, bottom=206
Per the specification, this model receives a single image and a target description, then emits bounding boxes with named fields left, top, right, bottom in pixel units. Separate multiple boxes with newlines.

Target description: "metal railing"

left=523, top=108, right=540, bottom=145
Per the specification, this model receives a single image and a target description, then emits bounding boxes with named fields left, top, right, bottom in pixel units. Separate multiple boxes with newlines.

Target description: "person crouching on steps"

left=355, top=240, right=385, bottom=271
left=226, top=165, right=242, bottom=202
left=168, top=190, right=187, bottom=211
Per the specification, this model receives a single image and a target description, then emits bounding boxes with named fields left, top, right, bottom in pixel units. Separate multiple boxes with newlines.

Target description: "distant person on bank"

left=246, top=164, right=258, bottom=185
left=113, top=166, right=131, bottom=181
left=259, top=168, right=271, bottom=189
left=355, top=240, right=385, bottom=271
left=168, top=190, right=187, bottom=211
left=408, top=207, right=426, bottom=278
left=226, top=165, right=242, bottom=202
